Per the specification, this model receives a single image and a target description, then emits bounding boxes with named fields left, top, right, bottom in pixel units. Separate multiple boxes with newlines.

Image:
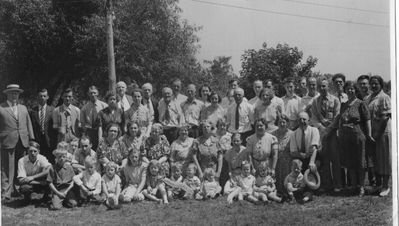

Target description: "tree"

left=0, top=0, right=203, bottom=104
left=240, top=43, right=317, bottom=97
left=201, top=56, right=236, bottom=96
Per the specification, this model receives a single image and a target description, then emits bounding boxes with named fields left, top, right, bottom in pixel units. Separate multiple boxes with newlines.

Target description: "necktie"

left=235, top=103, right=240, bottom=130
left=12, top=105, right=17, bottom=117
left=164, top=104, right=171, bottom=122
left=300, top=128, right=306, bottom=153
left=40, top=106, right=45, bottom=133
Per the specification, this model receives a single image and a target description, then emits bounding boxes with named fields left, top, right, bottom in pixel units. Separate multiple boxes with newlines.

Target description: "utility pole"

left=106, top=0, right=116, bottom=92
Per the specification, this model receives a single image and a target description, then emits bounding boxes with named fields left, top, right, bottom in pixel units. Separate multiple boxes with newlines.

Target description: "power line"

left=282, top=0, right=388, bottom=14
left=190, top=0, right=389, bottom=28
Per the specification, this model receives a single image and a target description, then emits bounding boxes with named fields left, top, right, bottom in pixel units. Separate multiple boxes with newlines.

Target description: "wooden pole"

left=106, top=0, right=116, bottom=92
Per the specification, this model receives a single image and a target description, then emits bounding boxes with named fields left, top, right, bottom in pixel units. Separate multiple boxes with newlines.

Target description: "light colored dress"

left=170, top=137, right=195, bottom=171
left=124, top=105, right=151, bottom=135
left=245, top=133, right=278, bottom=171
left=200, top=105, right=226, bottom=127
left=192, top=135, right=222, bottom=172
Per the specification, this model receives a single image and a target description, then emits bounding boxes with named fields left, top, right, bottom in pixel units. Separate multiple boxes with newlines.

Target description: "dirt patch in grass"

left=2, top=194, right=392, bottom=226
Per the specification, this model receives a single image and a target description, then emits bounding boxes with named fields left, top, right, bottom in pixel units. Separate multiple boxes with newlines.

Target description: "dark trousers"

left=163, top=127, right=179, bottom=144
left=1, top=139, right=26, bottom=199
left=83, top=128, right=99, bottom=151
left=19, top=180, right=50, bottom=198
left=188, top=125, right=200, bottom=139
left=320, top=132, right=342, bottom=190
left=37, top=132, right=54, bottom=164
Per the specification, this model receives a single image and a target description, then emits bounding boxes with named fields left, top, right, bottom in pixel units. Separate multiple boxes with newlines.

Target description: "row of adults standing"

left=0, top=73, right=391, bottom=200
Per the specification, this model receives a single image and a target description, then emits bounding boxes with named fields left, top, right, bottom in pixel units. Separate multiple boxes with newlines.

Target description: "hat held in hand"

left=304, top=169, right=320, bottom=190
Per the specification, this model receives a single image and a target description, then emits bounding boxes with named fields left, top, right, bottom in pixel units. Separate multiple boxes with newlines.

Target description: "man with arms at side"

left=181, top=84, right=204, bottom=138
left=142, top=83, right=158, bottom=123
left=0, top=84, right=34, bottom=201
left=30, top=89, right=56, bottom=163
left=116, top=81, right=133, bottom=113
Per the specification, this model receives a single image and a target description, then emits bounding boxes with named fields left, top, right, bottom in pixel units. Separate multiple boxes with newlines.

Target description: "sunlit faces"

left=56, top=153, right=67, bottom=166
left=179, top=127, right=189, bottom=138
left=132, top=91, right=142, bottom=105
left=108, top=126, right=119, bottom=139
left=241, top=163, right=251, bottom=177
left=38, top=91, right=49, bottom=105
left=142, top=83, right=153, bottom=99
left=216, top=120, right=227, bottom=132
left=116, top=82, right=127, bottom=96
left=128, top=122, right=140, bottom=136
left=278, top=118, right=288, bottom=129
left=171, top=166, right=182, bottom=180
left=186, top=84, right=196, bottom=99
left=357, top=79, right=369, bottom=94
left=201, top=86, right=210, bottom=99
left=232, top=134, right=242, bottom=147
left=370, top=78, right=382, bottom=93
left=210, top=93, right=219, bottom=104
left=86, top=163, right=96, bottom=175
left=284, top=82, right=295, bottom=96
left=258, top=167, right=267, bottom=177
left=80, top=139, right=92, bottom=154
left=162, top=88, right=173, bottom=103
left=6, top=90, right=20, bottom=103
left=69, top=141, right=79, bottom=154
left=255, top=120, right=266, bottom=134
left=298, top=112, right=310, bottom=128
left=253, top=80, right=263, bottom=95
left=300, top=78, right=307, bottom=89
left=150, top=126, right=162, bottom=139
left=28, top=147, right=39, bottom=162
left=230, top=80, right=238, bottom=90
left=261, top=90, right=272, bottom=105
left=319, top=80, right=329, bottom=96
left=201, top=121, right=213, bottom=135
left=88, top=89, right=98, bottom=102
left=172, top=80, right=182, bottom=94
left=128, top=151, right=140, bottom=165
left=63, top=91, right=73, bottom=106
left=345, top=85, right=356, bottom=99
left=307, top=78, right=317, bottom=94
left=185, top=165, right=196, bottom=178
left=334, top=77, right=344, bottom=92
left=149, top=163, right=160, bottom=176
left=234, top=88, right=244, bottom=103
left=105, top=165, right=116, bottom=179
left=107, top=95, right=117, bottom=107
left=265, top=81, right=273, bottom=89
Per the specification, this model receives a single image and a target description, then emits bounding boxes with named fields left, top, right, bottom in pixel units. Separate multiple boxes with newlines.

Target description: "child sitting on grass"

left=224, top=133, right=247, bottom=174
left=47, top=149, right=77, bottom=210
left=183, top=163, right=201, bottom=199
left=238, top=161, right=263, bottom=204
left=197, top=168, right=222, bottom=200
left=224, top=168, right=242, bottom=204
left=73, top=157, right=104, bottom=205
left=254, top=162, right=282, bottom=203
left=57, top=141, right=74, bottom=164
left=119, top=149, right=146, bottom=202
left=166, top=163, right=184, bottom=199
left=142, top=160, right=168, bottom=204
left=284, top=159, right=312, bottom=204
left=101, top=161, right=121, bottom=209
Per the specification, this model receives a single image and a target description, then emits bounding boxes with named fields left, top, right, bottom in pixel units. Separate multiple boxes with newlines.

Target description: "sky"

left=178, top=0, right=391, bottom=81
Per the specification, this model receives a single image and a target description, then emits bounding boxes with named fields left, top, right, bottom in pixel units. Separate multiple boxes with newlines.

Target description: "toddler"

left=120, top=149, right=146, bottom=202
left=182, top=163, right=201, bottom=199
left=197, top=168, right=222, bottom=200
left=254, top=162, right=282, bottom=203
left=73, top=157, right=104, bottom=205
left=238, top=161, right=261, bottom=204
left=284, top=159, right=312, bottom=204
left=224, top=168, right=242, bottom=204
left=166, top=163, right=184, bottom=199
left=57, top=141, right=74, bottom=163
left=101, top=161, right=121, bottom=209
left=142, top=160, right=168, bottom=204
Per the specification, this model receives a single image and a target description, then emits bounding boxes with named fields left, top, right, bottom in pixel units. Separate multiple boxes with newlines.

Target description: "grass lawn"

left=1, top=192, right=392, bottom=226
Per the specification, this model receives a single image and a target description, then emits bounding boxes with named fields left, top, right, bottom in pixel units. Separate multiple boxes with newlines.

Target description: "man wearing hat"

left=0, top=84, right=35, bottom=201
left=17, top=141, right=51, bottom=203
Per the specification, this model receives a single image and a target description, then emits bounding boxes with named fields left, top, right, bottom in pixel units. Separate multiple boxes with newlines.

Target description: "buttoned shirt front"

left=53, top=104, right=80, bottom=134
left=118, top=95, right=131, bottom=111
left=81, top=100, right=108, bottom=129
left=173, top=93, right=188, bottom=106
left=158, top=99, right=185, bottom=128
left=7, top=100, right=18, bottom=117
left=336, top=92, right=348, bottom=104
left=310, top=93, right=340, bottom=129
left=290, top=126, right=320, bottom=155
left=181, top=98, right=204, bottom=126
left=282, top=94, right=301, bottom=121
left=142, top=98, right=154, bottom=122
left=226, top=101, right=254, bottom=133
left=17, top=154, right=51, bottom=179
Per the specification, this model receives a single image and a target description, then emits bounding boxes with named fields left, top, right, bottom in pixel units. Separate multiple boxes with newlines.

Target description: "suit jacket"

left=52, top=104, right=80, bottom=135
left=29, top=105, right=55, bottom=147
left=0, top=102, right=34, bottom=149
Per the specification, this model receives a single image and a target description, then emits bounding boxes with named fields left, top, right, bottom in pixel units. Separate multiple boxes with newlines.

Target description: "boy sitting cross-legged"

left=47, top=149, right=78, bottom=210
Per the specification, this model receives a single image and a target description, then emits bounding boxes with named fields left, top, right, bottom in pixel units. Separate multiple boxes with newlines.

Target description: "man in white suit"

left=0, top=84, right=34, bottom=201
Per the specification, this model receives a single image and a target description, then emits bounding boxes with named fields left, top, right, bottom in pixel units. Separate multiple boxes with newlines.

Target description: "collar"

left=38, top=103, right=47, bottom=109
left=320, top=93, right=334, bottom=101
left=284, top=94, right=299, bottom=99
left=7, top=100, right=17, bottom=107
left=185, top=98, right=198, bottom=104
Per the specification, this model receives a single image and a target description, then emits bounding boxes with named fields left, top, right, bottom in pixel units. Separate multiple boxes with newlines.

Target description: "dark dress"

left=98, top=107, right=124, bottom=135
left=338, top=98, right=370, bottom=170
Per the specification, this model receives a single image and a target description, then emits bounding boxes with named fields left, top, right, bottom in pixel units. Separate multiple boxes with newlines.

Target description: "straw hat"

left=3, top=84, right=23, bottom=94
left=303, top=169, right=321, bottom=190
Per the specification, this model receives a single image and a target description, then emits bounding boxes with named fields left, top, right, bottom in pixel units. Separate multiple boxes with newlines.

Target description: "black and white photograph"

left=0, top=0, right=396, bottom=225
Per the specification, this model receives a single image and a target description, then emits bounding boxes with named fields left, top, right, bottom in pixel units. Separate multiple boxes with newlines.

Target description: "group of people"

left=0, top=73, right=391, bottom=210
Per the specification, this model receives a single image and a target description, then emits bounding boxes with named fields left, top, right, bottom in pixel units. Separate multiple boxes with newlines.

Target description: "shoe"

left=359, top=187, right=365, bottom=197
left=333, top=188, right=341, bottom=193
left=379, top=188, right=390, bottom=197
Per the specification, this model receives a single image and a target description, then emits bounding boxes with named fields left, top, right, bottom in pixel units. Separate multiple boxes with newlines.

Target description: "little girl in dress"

left=224, top=168, right=242, bottom=204
left=119, top=149, right=146, bottom=202
left=238, top=161, right=262, bottom=204
left=142, top=160, right=169, bottom=204
left=254, top=162, right=282, bottom=203
left=101, top=161, right=121, bottom=209
left=183, top=163, right=201, bottom=199
left=166, top=162, right=184, bottom=199
left=197, top=168, right=222, bottom=200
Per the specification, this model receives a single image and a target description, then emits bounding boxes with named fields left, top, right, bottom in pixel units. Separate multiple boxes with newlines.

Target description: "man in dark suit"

left=142, top=83, right=159, bottom=123
left=29, top=89, right=56, bottom=163
left=0, top=84, right=34, bottom=201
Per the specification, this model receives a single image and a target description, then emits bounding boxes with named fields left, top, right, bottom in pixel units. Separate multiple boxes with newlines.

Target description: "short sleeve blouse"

left=192, top=135, right=222, bottom=170
left=97, top=139, right=128, bottom=165
left=246, top=133, right=278, bottom=170
left=339, top=99, right=370, bottom=126
left=170, top=137, right=194, bottom=164
left=143, top=135, right=171, bottom=161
